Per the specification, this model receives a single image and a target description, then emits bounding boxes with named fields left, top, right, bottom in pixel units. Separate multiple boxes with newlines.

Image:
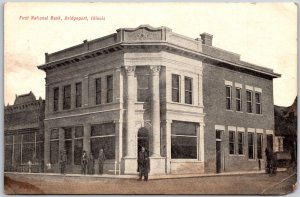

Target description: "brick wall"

left=202, top=62, right=275, bottom=173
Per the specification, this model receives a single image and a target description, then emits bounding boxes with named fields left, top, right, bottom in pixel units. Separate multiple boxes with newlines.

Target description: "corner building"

left=38, top=25, right=280, bottom=175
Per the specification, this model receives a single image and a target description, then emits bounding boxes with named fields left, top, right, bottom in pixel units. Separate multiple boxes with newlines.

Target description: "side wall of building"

left=202, top=62, right=275, bottom=173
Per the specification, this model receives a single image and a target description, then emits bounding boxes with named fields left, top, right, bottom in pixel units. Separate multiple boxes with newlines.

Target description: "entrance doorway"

left=137, top=127, right=149, bottom=154
left=216, top=130, right=222, bottom=173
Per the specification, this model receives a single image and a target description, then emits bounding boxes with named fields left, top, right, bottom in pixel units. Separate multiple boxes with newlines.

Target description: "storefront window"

left=50, top=129, right=59, bottom=164
left=171, top=121, right=197, bottom=159
left=91, top=123, right=115, bottom=160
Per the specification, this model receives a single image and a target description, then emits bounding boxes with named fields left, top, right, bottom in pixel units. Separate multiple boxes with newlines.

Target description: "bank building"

left=17, top=25, right=279, bottom=175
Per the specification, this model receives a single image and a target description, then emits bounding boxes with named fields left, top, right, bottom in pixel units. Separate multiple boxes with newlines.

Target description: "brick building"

left=4, top=92, right=45, bottom=172
left=37, top=25, right=280, bottom=174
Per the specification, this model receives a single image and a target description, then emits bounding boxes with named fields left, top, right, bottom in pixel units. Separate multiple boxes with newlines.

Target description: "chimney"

left=200, top=33, right=213, bottom=46
left=45, top=53, right=49, bottom=63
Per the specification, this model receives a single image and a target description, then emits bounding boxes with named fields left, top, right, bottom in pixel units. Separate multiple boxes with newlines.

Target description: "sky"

left=4, top=2, right=297, bottom=107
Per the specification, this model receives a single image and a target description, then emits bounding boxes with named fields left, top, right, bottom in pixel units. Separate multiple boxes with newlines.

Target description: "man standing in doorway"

left=137, top=147, right=150, bottom=181
left=98, top=148, right=106, bottom=175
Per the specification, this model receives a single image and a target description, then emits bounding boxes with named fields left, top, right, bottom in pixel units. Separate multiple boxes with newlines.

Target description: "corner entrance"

left=137, top=127, right=149, bottom=154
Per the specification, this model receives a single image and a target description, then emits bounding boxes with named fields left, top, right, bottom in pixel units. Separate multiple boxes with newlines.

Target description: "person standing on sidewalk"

left=98, top=148, right=106, bottom=175
left=137, top=147, right=150, bottom=181
left=81, top=150, right=88, bottom=174
left=60, top=150, right=67, bottom=174
left=88, top=152, right=95, bottom=175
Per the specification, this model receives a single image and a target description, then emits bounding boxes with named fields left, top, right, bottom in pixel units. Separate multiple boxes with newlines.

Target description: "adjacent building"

left=37, top=25, right=280, bottom=175
left=4, top=92, right=45, bottom=173
left=274, top=97, right=297, bottom=162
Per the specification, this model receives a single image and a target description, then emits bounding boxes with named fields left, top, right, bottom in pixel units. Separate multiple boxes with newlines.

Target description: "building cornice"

left=38, top=41, right=280, bottom=79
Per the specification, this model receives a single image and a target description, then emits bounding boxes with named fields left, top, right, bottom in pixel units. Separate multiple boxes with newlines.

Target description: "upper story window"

left=236, top=88, right=242, bottom=111
left=63, top=85, right=71, bottom=110
left=107, top=75, right=113, bottom=103
left=255, top=92, right=262, bottom=114
left=95, top=78, right=101, bottom=105
left=172, top=74, right=180, bottom=102
left=246, top=90, right=253, bottom=113
left=53, top=87, right=59, bottom=112
left=184, top=77, right=193, bottom=104
left=75, top=82, right=82, bottom=108
left=137, top=75, right=150, bottom=102
left=225, top=86, right=232, bottom=110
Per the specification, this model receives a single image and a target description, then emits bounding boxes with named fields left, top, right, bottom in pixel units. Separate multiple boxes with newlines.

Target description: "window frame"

left=171, top=74, right=180, bottom=103
left=229, top=130, right=235, bottom=155
left=257, top=133, right=263, bottom=159
left=75, top=82, right=82, bottom=108
left=248, top=132, right=254, bottom=159
left=53, top=87, right=59, bottom=112
left=237, top=132, right=244, bottom=155
left=137, top=74, right=150, bottom=102
left=236, top=87, right=242, bottom=112
left=246, top=90, right=253, bottom=113
left=255, top=92, right=262, bottom=114
left=171, top=121, right=198, bottom=159
left=63, top=85, right=71, bottom=110
left=184, top=77, right=193, bottom=105
left=225, top=85, right=232, bottom=110
left=50, top=129, right=59, bottom=164
left=95, top=78, right=102, bottom=105
left=106, top=75, right=113, bottom=103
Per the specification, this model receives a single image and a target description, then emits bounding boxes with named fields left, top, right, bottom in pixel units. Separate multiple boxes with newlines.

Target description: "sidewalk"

left=5, top=169, right=287, bottom=180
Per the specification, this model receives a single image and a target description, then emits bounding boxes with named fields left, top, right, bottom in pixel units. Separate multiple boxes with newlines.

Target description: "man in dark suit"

left=137, top=147, right=150, bottom=181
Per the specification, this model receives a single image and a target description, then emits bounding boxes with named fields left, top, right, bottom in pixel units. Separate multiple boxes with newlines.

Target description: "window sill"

left=229, top=154, right=236, bottom=156
left=236, top=111, right=243, bottom=113
left=248, top=159, right=256, bottom=161
left=226, top=109, right=234, bottom=112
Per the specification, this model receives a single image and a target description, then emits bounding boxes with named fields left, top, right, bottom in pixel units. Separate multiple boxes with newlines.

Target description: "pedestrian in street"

left=60, top=150, right=67, bottom=174
left=137, top=146, right=150, bottom=181
left=88, top=152, right=95, bottom=175
left=98, top=148, right=106, bottom=175
left=81, top=150, right=88, bottom=175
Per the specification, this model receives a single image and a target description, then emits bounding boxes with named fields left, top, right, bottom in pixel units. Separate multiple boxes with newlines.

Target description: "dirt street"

left=4, top=172, right=296, bottom=195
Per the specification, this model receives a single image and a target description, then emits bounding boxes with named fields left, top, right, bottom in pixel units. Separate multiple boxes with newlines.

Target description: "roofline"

left=38, top=42, right=281, bottom=78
